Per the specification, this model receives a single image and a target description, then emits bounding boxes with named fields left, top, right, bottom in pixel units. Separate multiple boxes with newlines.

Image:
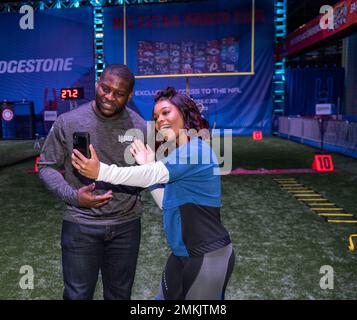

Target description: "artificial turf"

left=0, top=140, right=40, bottom=167
left=0, top=137, right=356, bottom=299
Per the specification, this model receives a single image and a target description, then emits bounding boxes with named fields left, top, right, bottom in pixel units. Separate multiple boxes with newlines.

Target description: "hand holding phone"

left=72, top=144, right=100, bottom=180
left=73, top=132, right=90, bottom=158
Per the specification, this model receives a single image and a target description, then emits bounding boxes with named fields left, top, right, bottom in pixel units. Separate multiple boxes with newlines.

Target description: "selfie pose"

left=72, top=87, right=235, bottom=300
left=39, top=64, right=147, bottom=300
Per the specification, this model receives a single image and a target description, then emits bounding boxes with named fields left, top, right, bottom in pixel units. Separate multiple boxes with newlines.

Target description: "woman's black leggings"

left=157, top=243, right=235, bottom=300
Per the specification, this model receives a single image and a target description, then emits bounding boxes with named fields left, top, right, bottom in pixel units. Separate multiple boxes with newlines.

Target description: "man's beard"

left=95, top=96, right=123, bottom=117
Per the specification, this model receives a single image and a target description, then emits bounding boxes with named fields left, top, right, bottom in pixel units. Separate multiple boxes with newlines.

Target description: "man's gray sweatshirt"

left=39, top=101, right=148, bottom=225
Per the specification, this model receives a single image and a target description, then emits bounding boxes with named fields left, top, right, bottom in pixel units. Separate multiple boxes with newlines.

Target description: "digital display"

left=60, top=87, right=84, bottom=100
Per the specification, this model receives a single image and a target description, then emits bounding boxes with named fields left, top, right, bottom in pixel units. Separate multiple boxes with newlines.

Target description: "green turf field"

left=0, top=140, right=40, bottom=167
left=0, top=137, right=357, bottom=299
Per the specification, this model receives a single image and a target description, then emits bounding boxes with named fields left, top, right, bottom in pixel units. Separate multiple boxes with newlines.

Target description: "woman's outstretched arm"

left=72, top=144, right=169, bottom=188
left=98, top=161, right=169, bottom=187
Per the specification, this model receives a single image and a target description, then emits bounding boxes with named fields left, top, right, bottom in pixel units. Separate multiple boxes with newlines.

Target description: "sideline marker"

left=348, top=235, right=357, bottom=252
left=34, top=156, right=40, bottom=173
left=312, top=154, right=334, bottom=172
left=253, top=131, right=263, bottom=140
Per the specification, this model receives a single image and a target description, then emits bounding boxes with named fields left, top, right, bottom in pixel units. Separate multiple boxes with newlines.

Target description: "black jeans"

left=61, top=218, right=141, bottom=300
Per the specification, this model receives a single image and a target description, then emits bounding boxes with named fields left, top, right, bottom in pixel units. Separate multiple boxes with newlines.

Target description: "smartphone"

left=73, top=132, right=90, bottom=158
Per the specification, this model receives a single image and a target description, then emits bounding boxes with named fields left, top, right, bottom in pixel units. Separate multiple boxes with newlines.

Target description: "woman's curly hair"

left=154, top=87, right=210, bottom=132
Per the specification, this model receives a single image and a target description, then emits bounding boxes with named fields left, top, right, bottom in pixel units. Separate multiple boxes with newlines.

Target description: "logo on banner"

left=333, top=2, right=348, bottom=30
left=2, top=108, right=14, bottom=122
left=352, top=1, right=357, bottom=13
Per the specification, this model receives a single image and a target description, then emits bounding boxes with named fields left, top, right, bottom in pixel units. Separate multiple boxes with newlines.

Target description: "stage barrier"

left=278, top=116, right=357, bottom=158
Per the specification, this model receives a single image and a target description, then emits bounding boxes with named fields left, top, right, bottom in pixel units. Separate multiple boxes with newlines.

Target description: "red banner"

left=285, top=0, right=357, bottom=56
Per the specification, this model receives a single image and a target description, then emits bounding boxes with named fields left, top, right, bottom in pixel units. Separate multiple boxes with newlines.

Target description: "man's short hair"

left=101, top=64, right=135, bottom=92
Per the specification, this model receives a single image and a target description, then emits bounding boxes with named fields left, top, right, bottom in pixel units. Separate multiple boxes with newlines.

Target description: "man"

left=39, top=64, right=147, bottom=300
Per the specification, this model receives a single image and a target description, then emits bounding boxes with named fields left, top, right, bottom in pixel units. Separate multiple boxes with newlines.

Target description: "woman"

left=72, top=87, right=235, bottom=300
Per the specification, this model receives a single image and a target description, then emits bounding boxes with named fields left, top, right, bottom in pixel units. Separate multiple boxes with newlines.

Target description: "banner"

left=104, top=0, right=274, bottom=135
left=286, top=67, right=344, bottom=116
left=285, top=0, right=357, bottom=56
left=0, top=8, right=94, bottom=135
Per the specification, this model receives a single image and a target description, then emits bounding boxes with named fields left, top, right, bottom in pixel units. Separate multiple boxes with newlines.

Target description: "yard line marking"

left=313, top=208, right=344, bottom=211
left=318, top=214, right=354, bottom=217
left=299, top=198, right=328, bottom=201
left=274, top=176, right=356, bottom=251
left=327, top=220, right=357, bottom=224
